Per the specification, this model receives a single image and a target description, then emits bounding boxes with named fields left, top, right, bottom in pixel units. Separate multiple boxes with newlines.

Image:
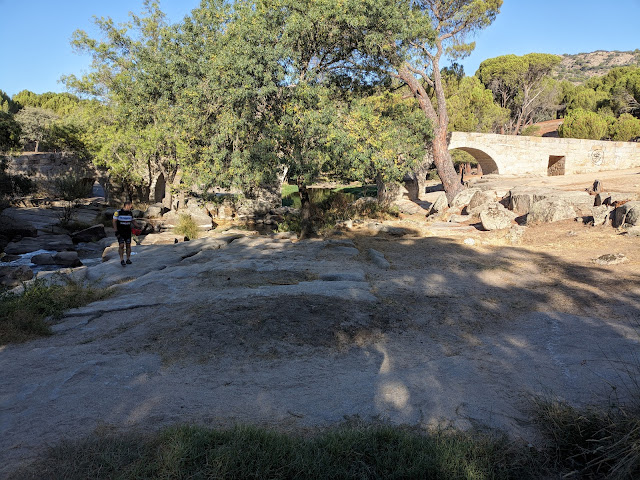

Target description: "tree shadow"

left=1, top=231, right=639, bottom=475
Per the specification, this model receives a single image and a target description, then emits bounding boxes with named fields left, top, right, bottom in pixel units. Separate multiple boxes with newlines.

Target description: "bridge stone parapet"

left=448, top=132, right=640, bottom=176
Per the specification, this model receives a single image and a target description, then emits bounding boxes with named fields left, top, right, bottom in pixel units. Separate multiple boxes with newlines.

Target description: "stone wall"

left=449, top=132, right=640, bottom=176
left=6, top=152, right=110, bottom=198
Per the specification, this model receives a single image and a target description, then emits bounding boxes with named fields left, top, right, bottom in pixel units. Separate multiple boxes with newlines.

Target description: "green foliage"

left=280, top=184, right=299, bottom=199
left=560, top=67, right=640, bottom=123
left=329, top=91, right=433, bottom=185
left=13, top=90, right=81, bottom=116
left=54, top=174, right=94, bottom=226
left=14, top=106, right=59, bottom=152
left=275, top=214, right=302, bottom=233
left=0, top=89, right=20, bottom=114
left=519, top=125, right=540, bottom=136
left=55, top=174, right=93, bottom=201
left=0, top=92, right=21, bottom=153
left=478, top=53, right=562, bottom=133
left=446, top=76, right=509, bottom=133
left=174, top=214, right=199, bottom=239
left=0, top=111, right=22, bottom=152
left=609, top=113, right=640, bottom=141
left=278, top=192, right=397, bottom=235
left=61, top=0, right=500, bottom=203
left=450, top=149, right=478, bottom=165
left=558, top=108, right=609, bottom=140
left=11, top=423, right=539, bottom=479
left=0, top=278, right=110, bottom=345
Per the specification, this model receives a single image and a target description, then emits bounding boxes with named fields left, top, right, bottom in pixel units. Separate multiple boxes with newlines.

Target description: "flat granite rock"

left=4, top=234, right=75, bottom=255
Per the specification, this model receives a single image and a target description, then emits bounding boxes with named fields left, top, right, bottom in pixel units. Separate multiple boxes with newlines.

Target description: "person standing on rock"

left=112, top=200, right=138, bottom=267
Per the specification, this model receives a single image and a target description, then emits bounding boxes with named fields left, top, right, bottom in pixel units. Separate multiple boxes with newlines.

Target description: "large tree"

left=260, top=0, right=502, bottom=203
left=477, top=53, right=561, bottom=135
left=385, top=0, right=503, bottom=202
left=14, top=107, right=59, bottom=152
left=445, top=75, right=508, bottom=133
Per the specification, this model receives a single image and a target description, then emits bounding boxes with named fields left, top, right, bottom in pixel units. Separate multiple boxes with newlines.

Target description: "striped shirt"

left=114, top=209, right=133, bottom=235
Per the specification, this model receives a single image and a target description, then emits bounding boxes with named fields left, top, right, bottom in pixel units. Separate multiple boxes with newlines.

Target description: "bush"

left=174, top=214, right=199, bottom=239
left=559, top=108, right=609, bottom=140
left=519, top=125, right=540, bottom=136
left=609, top=113, right=640, bottom=141
left=54, top=174, right=94, bottom=201
left=536, top=398, right=640, bottom=479
left=0, top=278, right=110, bottom=344
left=277, top=193, right=400, bottom=235
left=53, top=174, right=94, bottom=227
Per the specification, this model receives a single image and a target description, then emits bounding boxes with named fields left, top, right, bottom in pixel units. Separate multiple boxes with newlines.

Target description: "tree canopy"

left=10, top=0, right=640, bottom=207
left=477, top=53, right=561, bottom=134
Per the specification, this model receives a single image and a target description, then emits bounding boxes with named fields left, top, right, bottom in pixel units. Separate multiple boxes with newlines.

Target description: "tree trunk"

left=404, top=150, right=434, bottom=201
left=397, top=61, right=463, bottom=205
left=168, top=169, right=183, bottom=210
left=34, top=141, right=39, bottom=153
left=297, top=181, right=313, bottom=240
left=432, top=130, right=463, bottom=203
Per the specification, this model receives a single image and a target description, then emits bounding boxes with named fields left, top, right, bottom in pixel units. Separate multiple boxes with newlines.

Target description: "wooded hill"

left=553, top=50, right=640, bottom=84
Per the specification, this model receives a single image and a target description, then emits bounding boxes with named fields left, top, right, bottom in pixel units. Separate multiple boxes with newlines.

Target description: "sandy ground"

left=1, top=183, right=640, bottom=476
left=469, top=167, right=640, bottom=195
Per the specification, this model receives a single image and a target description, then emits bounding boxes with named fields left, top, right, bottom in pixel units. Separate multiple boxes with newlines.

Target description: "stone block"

left=526, top=199, right=577, bottom=225
left=480, top=203, right=517, bottom=230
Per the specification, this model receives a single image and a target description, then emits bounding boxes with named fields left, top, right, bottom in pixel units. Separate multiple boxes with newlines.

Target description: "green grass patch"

left=0, top=278, right=110, bottom=345
left=10, top=424, right=540, bottom=479
left=281, top=183, right=299, bottom=198
left=174, top=214, right=200, bottom=240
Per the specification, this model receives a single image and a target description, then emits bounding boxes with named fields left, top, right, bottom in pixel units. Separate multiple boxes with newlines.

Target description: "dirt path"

left=1, top=217, right=639, bottom=476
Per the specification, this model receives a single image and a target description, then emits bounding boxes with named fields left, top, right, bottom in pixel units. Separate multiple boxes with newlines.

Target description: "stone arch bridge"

left=448, top=132, right=640, bottom=176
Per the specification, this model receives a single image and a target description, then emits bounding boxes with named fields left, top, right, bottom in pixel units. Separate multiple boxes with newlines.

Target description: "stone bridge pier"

left=448, top=132, right=640, bottom=176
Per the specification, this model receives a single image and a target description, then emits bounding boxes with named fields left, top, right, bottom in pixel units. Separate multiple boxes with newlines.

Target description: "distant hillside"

left=553, top=50, right=640, bottom=84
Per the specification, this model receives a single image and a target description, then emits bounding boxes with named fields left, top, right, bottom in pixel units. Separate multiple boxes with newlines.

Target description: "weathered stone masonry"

left=449, top=132, right=640, bottom=176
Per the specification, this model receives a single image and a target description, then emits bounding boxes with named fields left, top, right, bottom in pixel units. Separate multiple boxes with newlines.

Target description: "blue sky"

left=1, top=0, right=639, bottom=97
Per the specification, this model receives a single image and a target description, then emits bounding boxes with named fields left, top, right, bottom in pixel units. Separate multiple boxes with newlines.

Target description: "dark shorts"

left=117, top=232, right=132, bottom=245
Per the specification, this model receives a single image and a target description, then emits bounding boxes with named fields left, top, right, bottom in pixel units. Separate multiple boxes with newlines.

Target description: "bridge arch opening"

left=449, top=147, right=499, bottom=175
left=154, top=173, right=166, bottom=203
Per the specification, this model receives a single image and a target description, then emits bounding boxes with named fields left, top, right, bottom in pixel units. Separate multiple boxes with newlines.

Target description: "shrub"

left=281, top=193, right=399, bottom=235
left=609, top=113, right=640, bottom=141
left=536, top=398, right=640, bottom=479
left=519, top=125, right=541, bottom=136
left=175, top=214, right=199, bottom=239
left=54, top=174, right=93, bottom=201
left=559, top=108, right=609, bottom=140
left=0, top=278, right=110, bottom=344
left=53, top=174, right=94, bottom=227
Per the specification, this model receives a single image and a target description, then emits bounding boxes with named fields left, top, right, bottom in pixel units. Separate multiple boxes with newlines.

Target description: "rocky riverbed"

left=1, top=216, right=639, bottom=477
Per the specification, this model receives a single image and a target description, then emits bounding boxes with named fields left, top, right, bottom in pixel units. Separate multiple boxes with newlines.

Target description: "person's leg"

left=118, top=237, right=126, bottom=266
left=125, top=237, right=132, bottom=263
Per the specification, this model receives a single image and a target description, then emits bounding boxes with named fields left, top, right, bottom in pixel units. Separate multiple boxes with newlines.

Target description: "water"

left=1, top=249, right=106, bottom=273
left=2, top=249, right=58, bottom=274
